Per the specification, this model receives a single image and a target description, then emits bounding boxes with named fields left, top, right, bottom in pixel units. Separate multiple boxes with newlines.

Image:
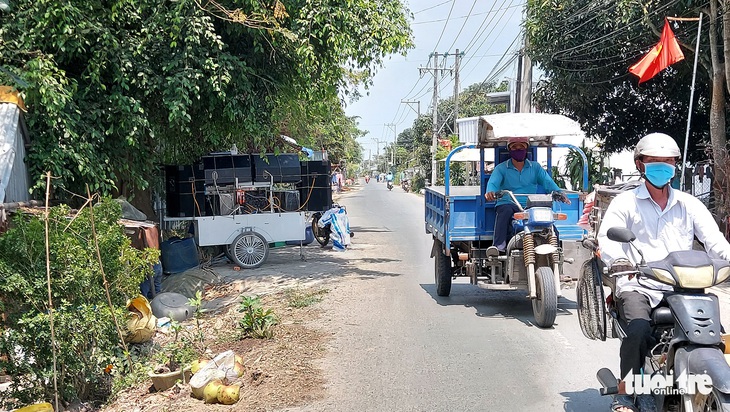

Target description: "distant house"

left=0, top=86, right=30, bottom=207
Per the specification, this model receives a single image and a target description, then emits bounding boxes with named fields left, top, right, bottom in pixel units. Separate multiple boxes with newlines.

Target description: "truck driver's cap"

left=507, top=136, right=529, bottom=149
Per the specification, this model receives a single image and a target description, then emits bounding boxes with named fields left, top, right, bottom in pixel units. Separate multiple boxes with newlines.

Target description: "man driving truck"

left=484, top=136, right=569, bottom=254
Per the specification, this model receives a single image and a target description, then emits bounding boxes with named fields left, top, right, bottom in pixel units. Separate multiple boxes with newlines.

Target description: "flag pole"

left=669, top=14, right=702, bottom=192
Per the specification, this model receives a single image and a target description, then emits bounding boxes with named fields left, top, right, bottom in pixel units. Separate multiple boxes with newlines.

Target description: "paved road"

left=286, top=180, right=629, bottom=412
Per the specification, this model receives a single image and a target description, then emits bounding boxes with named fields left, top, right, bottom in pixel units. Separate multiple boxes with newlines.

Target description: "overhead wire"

left=459, top=0, right=521, bottom=80
left=461, top=0, right=513, bottom=55
left=411, top=3, right=523, bottom=26
left=550, top=0, right=685, bottom=62
left=413, top=0, right=452, bottom=15
left=432, top=0, right=456, bottom=52
left=445, top=0, right=479, bottom=53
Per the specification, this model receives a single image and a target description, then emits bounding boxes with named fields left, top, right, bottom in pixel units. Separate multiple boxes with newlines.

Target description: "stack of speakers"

left=166, top=153, right=329, bottom=217
left=298, top=160, right=332, bottom=212
left=202, top=153, right=254, bottom=185
left=165, top=163, right=206, bottom=217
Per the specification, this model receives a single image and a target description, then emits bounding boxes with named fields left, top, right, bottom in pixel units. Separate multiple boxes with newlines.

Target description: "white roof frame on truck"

left=456, top=113, right=584, bottom=148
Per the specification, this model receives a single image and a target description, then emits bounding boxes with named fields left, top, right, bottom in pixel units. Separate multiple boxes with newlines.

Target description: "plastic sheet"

left=124, top=295, right=157, bottom=344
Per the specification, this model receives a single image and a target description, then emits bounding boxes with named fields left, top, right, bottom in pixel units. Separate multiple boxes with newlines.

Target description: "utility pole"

left=372, top=138, right=385, bottom=172
left=420, top=52, right=455, bottom=185
left=453, top=49, right=462, bottom=136
left=519, top=36, right=533, bottom=113
left=515, top=48, right=523, bottom=113
left=401, top=100, right=421, bottom=117
left=430, top=53, right=439, bottom=186
left=385, top=123, right=397, bottom=168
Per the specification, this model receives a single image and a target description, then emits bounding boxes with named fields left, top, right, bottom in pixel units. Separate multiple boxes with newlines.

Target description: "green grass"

left=284, top=286, right=329, bottom=308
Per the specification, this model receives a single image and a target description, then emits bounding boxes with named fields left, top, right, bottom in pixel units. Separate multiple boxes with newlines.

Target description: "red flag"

left=629, top=19, right=685, bottom=83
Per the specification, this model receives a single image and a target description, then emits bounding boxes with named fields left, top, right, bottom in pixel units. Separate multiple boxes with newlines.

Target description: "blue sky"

left=344, top=0, right=526, bottom=159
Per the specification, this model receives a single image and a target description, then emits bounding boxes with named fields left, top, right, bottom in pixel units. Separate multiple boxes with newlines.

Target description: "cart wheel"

left=224, top=245, right=235, bottom=263
left=434, top=240, right=452, bottom=297
left=230, top=232, right=269, bottom=269
left=533, top=266, right=558, bottom=328
left=311, top=213, right=330, bottom=247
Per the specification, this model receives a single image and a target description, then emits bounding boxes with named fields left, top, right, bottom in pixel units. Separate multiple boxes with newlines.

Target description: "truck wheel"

left=230, top=231, right=269, bottom=269
left=434, top=240, right=452, bottom=297
left=533, top=266, right=558, bottom=328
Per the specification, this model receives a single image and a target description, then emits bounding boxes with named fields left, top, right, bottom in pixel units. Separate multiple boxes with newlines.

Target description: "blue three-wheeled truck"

left=425, top=113, right=590, bottom=328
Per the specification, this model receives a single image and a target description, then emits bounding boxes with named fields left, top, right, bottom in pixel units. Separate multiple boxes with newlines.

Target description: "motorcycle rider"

left=386, top=172, right=394, bottom=189
left=597, top=132, right=730, bottom=412
left=484, top=136, right=569, bottom=253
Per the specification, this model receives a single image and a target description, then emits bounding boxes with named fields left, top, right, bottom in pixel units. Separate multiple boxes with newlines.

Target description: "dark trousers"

left=493, top=203, right=521, bottom=251
left=616, top=291, right=653, bottom=379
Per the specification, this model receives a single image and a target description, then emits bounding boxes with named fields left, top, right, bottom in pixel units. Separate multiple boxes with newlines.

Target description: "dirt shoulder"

left=103, top=190, right=363, bottom=412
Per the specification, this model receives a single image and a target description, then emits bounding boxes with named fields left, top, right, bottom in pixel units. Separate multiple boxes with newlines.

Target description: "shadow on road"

left=419, top=282, right=577, bottom=328
left=349, top=226, right=392, bottom=233
left=560, top=388, right=611, bottom=411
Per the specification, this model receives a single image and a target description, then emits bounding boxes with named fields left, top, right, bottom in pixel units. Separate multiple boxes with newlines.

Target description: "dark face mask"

left=509, top=149, right=527, bottom=162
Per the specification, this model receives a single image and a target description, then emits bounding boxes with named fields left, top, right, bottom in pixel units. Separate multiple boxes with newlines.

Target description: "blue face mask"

left=643, top=162, right=675, bottom=188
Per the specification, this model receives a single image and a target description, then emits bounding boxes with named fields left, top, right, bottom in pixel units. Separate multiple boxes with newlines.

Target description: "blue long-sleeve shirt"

left=486, top=159, right=562, bottom=206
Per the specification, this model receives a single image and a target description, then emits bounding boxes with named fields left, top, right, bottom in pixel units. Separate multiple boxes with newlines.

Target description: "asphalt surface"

left=286, top=181, right=626, bottom=412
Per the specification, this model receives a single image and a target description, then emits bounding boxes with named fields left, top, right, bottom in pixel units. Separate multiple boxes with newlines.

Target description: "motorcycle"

left=310, top=204, right=354, bottom=247
left=591, top=227, right=730, bottom=411
left=401, top=179, right=411, bottom=192
left=365, top=176, right=370, bottom=184
left=387, top=181, right=393, bottom=191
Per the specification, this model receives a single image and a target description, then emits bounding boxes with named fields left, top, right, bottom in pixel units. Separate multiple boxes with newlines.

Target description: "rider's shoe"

left=611, top=394, right=638, bottom=412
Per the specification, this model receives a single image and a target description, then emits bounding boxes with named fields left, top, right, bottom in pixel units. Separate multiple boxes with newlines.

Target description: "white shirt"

left=597, top=183, right=730, bottom=307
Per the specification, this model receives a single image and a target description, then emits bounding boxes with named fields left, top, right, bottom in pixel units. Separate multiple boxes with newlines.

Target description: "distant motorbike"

left=387, top=181, right=393, bottom=191
left=589, top=227, right=730, bottom=411
left=401, top=179, right=411, bottom=192
left=365, top=176, right=370, bottom=184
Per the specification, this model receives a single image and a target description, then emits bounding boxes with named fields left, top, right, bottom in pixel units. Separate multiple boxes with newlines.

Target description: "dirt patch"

left=101, top=285, right=329, bottom=412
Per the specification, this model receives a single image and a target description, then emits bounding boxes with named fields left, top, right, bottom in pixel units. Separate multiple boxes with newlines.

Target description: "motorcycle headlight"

left=717, top=266, right=730, bottom=284
left=674, top=265, right=715, bottom=288
left=528, top=208, right=553, bottom=224
left=651, top=268, right=676, bottom=286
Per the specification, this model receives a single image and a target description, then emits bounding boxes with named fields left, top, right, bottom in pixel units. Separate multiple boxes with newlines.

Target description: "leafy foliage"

left=524, top=0, right=711, bottom=158
left=238, top=295, right=278, bottom=339
left=561, top=143, right=611, bottom=192
left=0, top=0, right=412, bottom=199
left=0, top=199, right=158, bottom=407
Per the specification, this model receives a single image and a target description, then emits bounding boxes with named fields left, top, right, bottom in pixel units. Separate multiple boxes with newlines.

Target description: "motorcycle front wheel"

left=533, top=266, right=558, bottom=328
left=682, top=389, right=730, bottom=411
left=311, top=214, right=330, bottom=247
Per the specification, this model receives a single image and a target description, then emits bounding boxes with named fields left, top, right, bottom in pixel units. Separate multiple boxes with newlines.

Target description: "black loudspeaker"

left=298, top=161, right=332, bottom=212
left=253, top=154, right=302, bottom=183
left=202, top=154, right=253, bottom=185
left=165, top=164, right=206, bottom=217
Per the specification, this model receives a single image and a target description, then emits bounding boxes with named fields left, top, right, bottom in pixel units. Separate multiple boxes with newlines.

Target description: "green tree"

left=0, top=200, right=157, bottom=406
left=525, top=0, right=730, bottom=220
left=0, top=0, right=412, bottom=202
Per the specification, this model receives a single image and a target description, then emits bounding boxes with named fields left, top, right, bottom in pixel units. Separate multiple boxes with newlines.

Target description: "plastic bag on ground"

left=318, top=207, right=351, bottom=251
left=189, top=350, right=239, bottom=399
left=124, top=295, right=156, bottom=344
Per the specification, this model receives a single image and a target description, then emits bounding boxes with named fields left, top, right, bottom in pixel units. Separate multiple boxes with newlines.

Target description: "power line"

left=459, top=3, right=521, bottom=79
left=433, top=0, right=456, bottom=52
left=412, top=3, right=523, bottom=25
left=413, top=0, right=451, bottom=15
left=445, top=0, right=479, bottom=53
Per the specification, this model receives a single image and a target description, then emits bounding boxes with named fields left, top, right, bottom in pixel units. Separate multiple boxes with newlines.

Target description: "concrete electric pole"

left=419, top=53, right=452, bottom=186
left=385, top=123, right=397, bottom=167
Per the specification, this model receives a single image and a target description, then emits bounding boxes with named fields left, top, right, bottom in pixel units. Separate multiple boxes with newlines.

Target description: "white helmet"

left=633, top=133, right=681, bottom=160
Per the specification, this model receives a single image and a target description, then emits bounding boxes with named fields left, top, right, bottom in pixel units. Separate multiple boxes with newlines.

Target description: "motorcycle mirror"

left=606, top=227, right=645, bottom=266
left=606, top=227, right=636, bottom=243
